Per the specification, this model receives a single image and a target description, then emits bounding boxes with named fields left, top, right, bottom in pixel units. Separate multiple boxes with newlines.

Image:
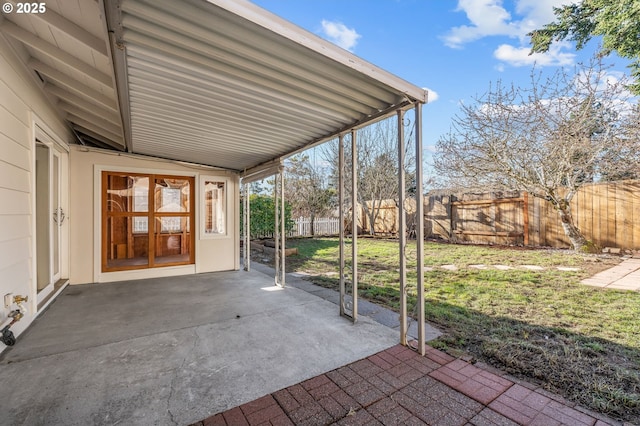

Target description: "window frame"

left=199, top=176, right=229, bottom=239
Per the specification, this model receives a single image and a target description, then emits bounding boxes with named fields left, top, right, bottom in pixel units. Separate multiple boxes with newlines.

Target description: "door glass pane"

left=103, top=172, right=193, bottom=271
left=154, top=217, right=190, bottom=265
left=155, top=178, right=190, bottom=212
left=107, top=175, right=149, bottom=212
left=53, top=154, right=60, bottom=277
left=204, top=181, right=225, bottom=235
left=106, top=216, right=149, bottom=269
left=36, top=145, right=51, bottom=291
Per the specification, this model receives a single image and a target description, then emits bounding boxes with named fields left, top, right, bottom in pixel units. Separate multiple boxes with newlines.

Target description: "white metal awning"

left=107, top=0, right=427, bottom=173
left=1, top=0, right=426, bottom=173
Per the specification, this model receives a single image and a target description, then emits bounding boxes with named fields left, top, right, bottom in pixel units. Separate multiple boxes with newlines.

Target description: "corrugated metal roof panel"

left=113, top=0, right=426, bottom=171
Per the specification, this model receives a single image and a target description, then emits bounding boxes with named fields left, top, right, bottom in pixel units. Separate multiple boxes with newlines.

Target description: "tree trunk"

left=360, top=203, right=376, bottom=236
left=368, top=209, right=376, bottom=236
left=310, top=212, right=315, bottom=237
left=555, top=199, right=588, bottom=251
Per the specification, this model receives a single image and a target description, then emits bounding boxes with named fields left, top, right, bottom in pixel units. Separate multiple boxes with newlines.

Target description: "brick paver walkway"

left=191, top=344, right=621, bottom=426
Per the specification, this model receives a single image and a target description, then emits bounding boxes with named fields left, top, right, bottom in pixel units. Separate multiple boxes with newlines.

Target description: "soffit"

left=0, top=0, right=125, bottom=150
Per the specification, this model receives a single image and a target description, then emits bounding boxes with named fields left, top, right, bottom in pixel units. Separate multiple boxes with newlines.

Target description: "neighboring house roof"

left=1, top=0, right=427, bottom=175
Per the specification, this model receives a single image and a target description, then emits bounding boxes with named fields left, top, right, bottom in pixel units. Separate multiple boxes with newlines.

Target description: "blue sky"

left=250, top=0, right=632, bottom=157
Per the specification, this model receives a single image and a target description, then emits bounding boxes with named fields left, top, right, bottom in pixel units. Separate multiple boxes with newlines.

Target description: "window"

left=102, top=172, right=194, bottom=271
left=203, top=179, right=226, bottom=236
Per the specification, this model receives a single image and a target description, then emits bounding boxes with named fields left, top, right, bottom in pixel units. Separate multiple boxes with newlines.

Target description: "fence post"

left=449, top=195, right=454, bottom=241
left=523, top=192, right=529, bottom=246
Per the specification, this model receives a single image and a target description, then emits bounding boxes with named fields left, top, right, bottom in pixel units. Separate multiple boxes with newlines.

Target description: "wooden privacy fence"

left=425, top=180, right=640, bottom=250
left=346, top=199, right=417, bottom=235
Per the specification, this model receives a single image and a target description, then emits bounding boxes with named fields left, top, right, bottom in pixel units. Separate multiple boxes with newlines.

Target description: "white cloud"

left=423, top=87, right=440, bottom=103
left=320, top=20, right=361, bottom=51
left=494, top=42, right=575, bottom=67
left=443, top=0, right=576, bottom=68
left=514, top=0, right=565, bottom=36
left=442, top=0, right=520, bottom=48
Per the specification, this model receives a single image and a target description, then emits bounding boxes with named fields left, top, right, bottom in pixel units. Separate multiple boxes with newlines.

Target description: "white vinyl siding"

left=0, top=35, right=72, bottom=346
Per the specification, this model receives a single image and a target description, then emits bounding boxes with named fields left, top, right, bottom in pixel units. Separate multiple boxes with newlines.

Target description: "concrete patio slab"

left=0, top=269, right=400, bottom=425
left=250, top=262, right=442, bottom=342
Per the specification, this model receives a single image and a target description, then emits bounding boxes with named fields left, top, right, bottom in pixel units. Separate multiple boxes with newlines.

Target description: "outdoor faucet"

left=0, top=295, right=28, bottom=346
left=13, top=295, right=28, bottom=305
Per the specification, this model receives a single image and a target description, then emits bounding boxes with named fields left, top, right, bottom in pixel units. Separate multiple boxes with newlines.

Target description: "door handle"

left=53, top=208, right=66, bottom=225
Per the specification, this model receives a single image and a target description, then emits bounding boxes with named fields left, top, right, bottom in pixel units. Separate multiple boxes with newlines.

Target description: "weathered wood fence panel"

left=425, top=195, right=452, bottom=240
left=447, top=191, right=524, bottom=245
left=425, top=180, right=640, bottom=250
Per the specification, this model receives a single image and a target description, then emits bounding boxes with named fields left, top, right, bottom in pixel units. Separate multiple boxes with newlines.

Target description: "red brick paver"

left=191, top=345, right=622, bottom=426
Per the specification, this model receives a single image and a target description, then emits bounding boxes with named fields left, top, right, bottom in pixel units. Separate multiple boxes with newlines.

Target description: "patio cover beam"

left=29, top=59, right=117, bottom=111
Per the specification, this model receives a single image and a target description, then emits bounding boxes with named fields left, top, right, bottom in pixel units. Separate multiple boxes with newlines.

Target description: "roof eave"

left=206, top=0, right=428, bottom=104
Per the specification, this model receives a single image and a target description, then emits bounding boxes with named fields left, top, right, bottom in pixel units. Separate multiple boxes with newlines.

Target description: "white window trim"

left=199, top=175, right=229, bottom=240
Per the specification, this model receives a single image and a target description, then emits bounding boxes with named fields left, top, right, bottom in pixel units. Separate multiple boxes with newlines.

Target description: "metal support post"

left=351, top=130, right=358, bottom=323
left=280, top=168, right=286, bottom=287
left=338, top=134, right=346, bottom=317
left=274, top=172, right=281, bottom=286
left=397, top=109, right=407, bottom=345
left=415, top=103, right=426, bottom=355
left=244, top=182, right=251, bottom=271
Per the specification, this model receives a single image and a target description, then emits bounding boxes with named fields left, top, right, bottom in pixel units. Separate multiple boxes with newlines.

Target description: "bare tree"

left=323, top=116, right=416, bottom=235
left=284, top=154, right=334, bottom=235
left=434, top=58, right=639, bottom=251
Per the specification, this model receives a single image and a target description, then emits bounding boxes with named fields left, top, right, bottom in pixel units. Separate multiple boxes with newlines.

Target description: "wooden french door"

left=102, top=171, right=195, bottom=272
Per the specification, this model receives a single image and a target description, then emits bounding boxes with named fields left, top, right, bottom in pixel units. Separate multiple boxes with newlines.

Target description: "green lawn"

left=256, top=237, right=640, bottom=423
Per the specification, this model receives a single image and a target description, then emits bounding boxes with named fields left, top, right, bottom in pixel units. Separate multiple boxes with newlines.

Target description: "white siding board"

left=0, top=160, right=31, bottom=193
left=0, top=259, right=32, bottom=285
left=0, top=188, right=30, bottom=215
left=0, top=133, right=30, bottom=171
left=0, top=215, right=31, bottom=242
left=0, top=80, right=30, bottom=125
left=0, top=105, right=30, bottom=148
left=0, top=237, right=30, bottom=271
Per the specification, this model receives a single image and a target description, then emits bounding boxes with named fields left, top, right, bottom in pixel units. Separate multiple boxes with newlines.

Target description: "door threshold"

left=37, top=279, right=69, bottom=313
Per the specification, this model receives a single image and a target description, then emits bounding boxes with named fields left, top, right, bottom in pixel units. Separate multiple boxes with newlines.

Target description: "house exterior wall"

left=69, top=146, right=240, bottom=284
left=0, top=36, right=74, bottom=345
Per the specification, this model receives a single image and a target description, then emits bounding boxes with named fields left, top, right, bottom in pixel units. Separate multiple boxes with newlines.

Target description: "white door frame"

left=32, top=120, right=69, bottom=307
